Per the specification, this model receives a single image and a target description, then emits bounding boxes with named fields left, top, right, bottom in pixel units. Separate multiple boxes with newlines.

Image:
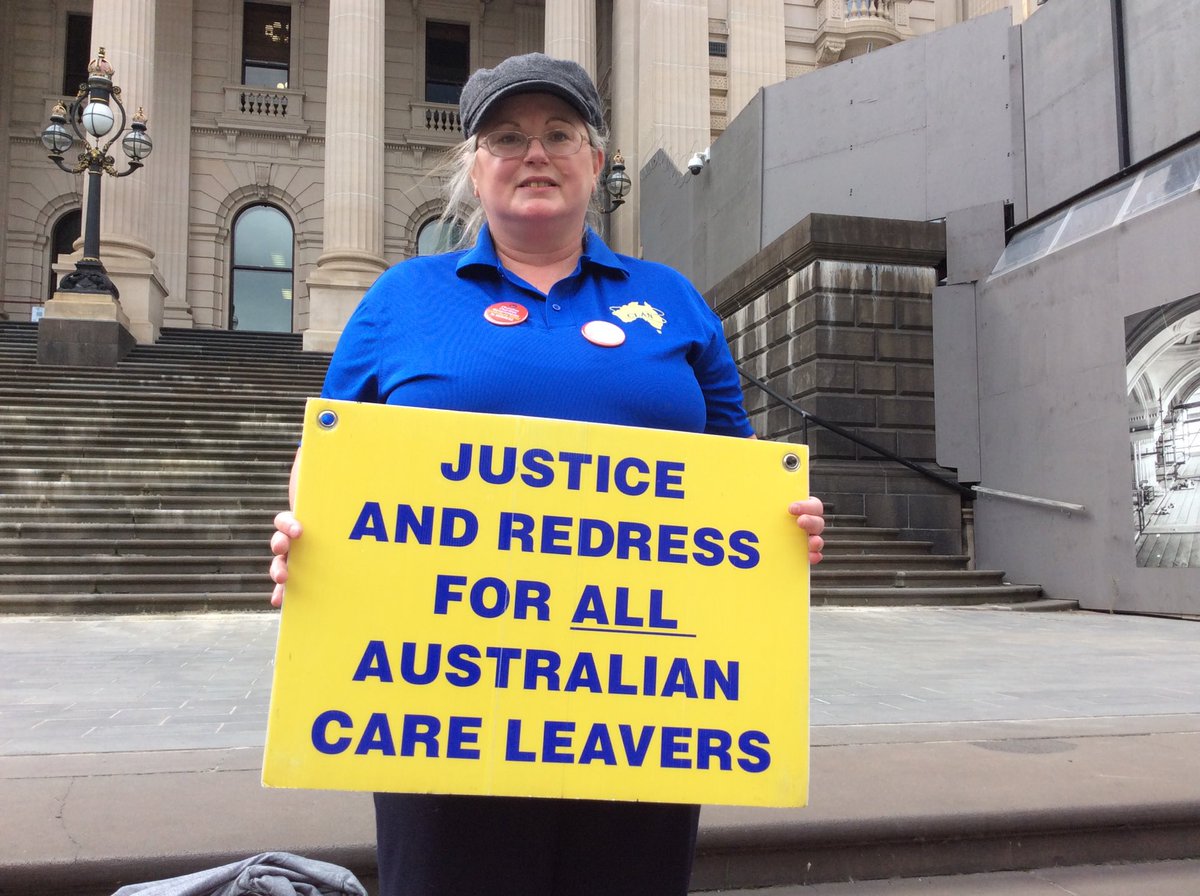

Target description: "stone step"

left=822, top=539, right=935, bottom=555
left=0, top=396, right=308, bottom=416
left=821, top=513, right=867, bottom=527
left=811, top=584, right=1046, bottom=606
left=0, top=521, right=268, bottom=539
left=0, top=409, right=303, bottom=428
left=0, top=442, right=296, bottom=460
left=2, top=433, right=294, bottom=449
left=0, top=507, right=276, bottom=525
left=0, top=493, right=284, bottom=510
left=0, top=572, right=266, bottom=595
left=0, top=456, right=290, bottom=473
left=0, top=321, right=308, bottom=347
left=0, top=538, right=265, bottom=557
left=2, top=423, right=299, bottom=444
left=0, top=377, right=320, bottom=396
left=820, top=526, right=902, bottom=540
left=0, top=343, right=327, bottom=362
left=0, top=377, right=323, bottom=397
left=811, top=553, right=972, bottom=570
left=1, top=341, right=324, bottom=361
left=812, top=568, right=1010, bottom=587
left=1, top=479, right=285, bottom=497
left=122, top=351, right=329, bottom=369
left=0, top=555, right=264, bottom=578
left=0, top=591, right=269, bottom=612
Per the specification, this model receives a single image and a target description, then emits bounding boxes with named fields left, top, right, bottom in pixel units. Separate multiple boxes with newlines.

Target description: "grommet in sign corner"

left=317, top=409, right=339, bottom=430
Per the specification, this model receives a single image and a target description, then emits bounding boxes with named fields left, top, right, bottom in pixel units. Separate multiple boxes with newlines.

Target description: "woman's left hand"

left=789, top=497, right=825, bottom=565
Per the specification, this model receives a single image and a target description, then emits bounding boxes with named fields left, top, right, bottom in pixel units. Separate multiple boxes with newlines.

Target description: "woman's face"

left=471, top=92, right=604, bottom=238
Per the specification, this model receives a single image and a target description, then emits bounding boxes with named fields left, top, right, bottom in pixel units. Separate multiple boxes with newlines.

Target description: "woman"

left=270, top=53, right=825, bottom=896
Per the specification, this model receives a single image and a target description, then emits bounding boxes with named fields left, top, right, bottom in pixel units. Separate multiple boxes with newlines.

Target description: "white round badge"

left=581, top=320, right=626, bottom=347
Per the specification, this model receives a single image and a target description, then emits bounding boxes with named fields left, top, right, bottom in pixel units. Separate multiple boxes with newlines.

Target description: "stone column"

left=154, top=0, right=194, bottom=328
left=609, top=0, right=639, bottom=255
left=545, top=0, right=596, bottom=77
left=90, top=0, right=166, bottom=343
left=608, top=0, right=709, bottom=258
left=641, top=0, right=710, bottom=176
left=727, top=0, right=786, bottom=120
left=515, top=3, right=544, bottom=57
left=304, top=0, right=387, bottom=352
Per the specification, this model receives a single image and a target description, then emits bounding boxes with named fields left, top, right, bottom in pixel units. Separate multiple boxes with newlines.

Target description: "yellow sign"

left=264, top=400, right=810, bottom=807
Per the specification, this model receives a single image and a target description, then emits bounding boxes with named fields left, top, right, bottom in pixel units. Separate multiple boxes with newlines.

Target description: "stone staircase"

left=0, top=320, right=1048, bottom=611
left=0, top=322, right=322, bottom=611
left=814, top=514, right=1047, bottom=606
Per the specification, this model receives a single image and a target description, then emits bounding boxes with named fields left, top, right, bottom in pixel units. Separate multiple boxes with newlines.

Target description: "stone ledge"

left=708, top=213, right=946, bottom=317
left=5, top=724, right=1200, bottom=895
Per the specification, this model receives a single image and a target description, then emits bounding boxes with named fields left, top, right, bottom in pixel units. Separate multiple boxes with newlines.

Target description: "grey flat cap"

left=459, top=53, right=604, bottom=137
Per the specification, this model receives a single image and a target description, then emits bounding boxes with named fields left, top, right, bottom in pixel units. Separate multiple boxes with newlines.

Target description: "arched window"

left=416, top=217, right=463, bottom=256
left=230, top=204, right=294, bottom=332
left=48, top=210, right=82, bottom=299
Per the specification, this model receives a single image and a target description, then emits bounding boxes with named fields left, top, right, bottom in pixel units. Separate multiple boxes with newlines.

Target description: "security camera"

left=686, top=148, right=710, bottom=176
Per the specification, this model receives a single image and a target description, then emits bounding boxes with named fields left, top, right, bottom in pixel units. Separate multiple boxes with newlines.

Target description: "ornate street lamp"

left=41, top=47, right=152, bottom=299
left=602, top=150, right=632, bottom=214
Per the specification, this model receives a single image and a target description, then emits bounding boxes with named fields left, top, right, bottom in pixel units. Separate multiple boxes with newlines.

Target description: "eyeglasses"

left=478, top=128, right=588, bottom=159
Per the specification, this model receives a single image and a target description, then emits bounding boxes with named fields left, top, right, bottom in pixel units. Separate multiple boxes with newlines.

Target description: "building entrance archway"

left=230, top=204, right=294, bottom=332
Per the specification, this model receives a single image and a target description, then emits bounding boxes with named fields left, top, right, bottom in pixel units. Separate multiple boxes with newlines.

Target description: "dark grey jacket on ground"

left=110, top=852, right=367, bottom=896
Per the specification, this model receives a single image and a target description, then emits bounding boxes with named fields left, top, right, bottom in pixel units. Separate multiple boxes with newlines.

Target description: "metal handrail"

left=738, top=365, right=977, bottom=501
left=972, top=486, right=1086, bottom=515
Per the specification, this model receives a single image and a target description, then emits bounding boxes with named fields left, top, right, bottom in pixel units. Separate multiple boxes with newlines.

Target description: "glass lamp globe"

left=604, top=151, right=632, bottom=202
left=606, top=166, right=632, bottom=201
left=122, top=118, right=153, bottom=161
left=81, top=101, right=115, bottom=138
left=41, top=121, right=74, bottom=154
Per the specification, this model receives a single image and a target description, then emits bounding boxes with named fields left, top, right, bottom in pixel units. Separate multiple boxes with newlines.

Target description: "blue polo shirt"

left=320, top=225, right=753, bottom=437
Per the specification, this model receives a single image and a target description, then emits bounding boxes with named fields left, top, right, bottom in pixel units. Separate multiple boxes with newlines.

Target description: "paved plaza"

left=3, top=604, right=1200, bottom=895
left=3, top=606, right=1198, bottom=756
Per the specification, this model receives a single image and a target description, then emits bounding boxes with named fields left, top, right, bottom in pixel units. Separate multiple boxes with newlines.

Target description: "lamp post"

left=38, top=47, right=151, bottom=366
left=601, top=150, right=632, bottom=214
left=41, top=47, right=153, bottom=300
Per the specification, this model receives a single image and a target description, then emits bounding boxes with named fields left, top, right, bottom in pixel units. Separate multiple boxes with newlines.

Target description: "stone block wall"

left=708, top=213, right=966, bottom=553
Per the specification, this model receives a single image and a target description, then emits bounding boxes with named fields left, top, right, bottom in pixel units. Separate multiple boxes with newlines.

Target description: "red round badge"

left=483, top=302, right=529, bottom=326
left=581, top=320, right=626, bottom=347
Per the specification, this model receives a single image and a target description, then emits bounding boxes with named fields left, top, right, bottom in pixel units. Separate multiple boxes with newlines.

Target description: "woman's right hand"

left=270, top=510, right=303, bottom=608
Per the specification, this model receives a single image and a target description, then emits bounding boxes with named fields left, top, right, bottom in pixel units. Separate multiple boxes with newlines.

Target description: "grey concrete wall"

left=933, top=202, right=1007, bottom=484
left=932, top=284, right=981, bottom=484
left=1124, top=0, right=1200, bottom=164
left=638, top=0, right=1200, bottom=615
left=637, top=92, right=765, bottom=291
left=1018, top=0, right=1121, bottom=217
left=638, top=151, right=700, bottom=283
left=642, top=11, right=1015, bottom=293
left=642, top=1, right=1200, bottom=290
left=761, top=12, right=1014, bottom=251
left=974, top=196, right=1200, bottom=616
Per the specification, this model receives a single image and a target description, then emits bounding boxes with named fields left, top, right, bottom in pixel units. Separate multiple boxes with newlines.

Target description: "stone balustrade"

left=411, top=102, right=462, bottom=141
left=218, top=85, right=308, bottom=135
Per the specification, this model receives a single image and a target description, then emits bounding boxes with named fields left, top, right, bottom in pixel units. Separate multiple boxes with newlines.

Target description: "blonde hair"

left=436, top=121, right=609, bottom=251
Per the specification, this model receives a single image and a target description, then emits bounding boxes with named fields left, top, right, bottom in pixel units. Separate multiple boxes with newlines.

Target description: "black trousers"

left=374, top=792, right=700, bottom=896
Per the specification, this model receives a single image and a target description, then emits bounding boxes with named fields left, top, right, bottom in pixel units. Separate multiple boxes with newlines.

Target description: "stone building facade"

left=0, top=0, right=1027, bottom=347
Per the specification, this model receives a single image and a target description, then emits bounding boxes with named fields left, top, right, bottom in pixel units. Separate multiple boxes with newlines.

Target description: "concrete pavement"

left=2, top=606, right=1199, bottom=894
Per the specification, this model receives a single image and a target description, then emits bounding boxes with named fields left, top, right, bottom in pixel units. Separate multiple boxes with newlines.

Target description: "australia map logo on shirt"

left=609, top=301, right=667, bottom=333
